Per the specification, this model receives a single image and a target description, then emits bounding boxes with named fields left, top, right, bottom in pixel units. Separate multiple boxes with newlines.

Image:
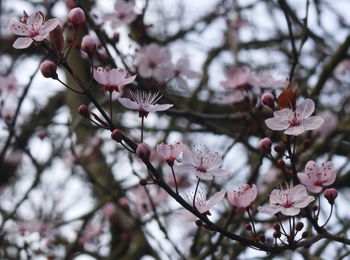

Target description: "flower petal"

left=27, top=12, right=44, bottom=31
left=265, top=118, right=290, bottom=131
left=296, top=99, right=315, bottom=120
left=117, top=97, right=140, bottom=110
left=301, top=116, right=324, bottom=131
left=8, top=20, right=29, bottom=36
left=147, top=104, right=173, bottom=112
left=284, top=125, right=306, bottom=135
left=13, top=37, right=33, bottom=49
left=40, top=18, right=60, bottom=34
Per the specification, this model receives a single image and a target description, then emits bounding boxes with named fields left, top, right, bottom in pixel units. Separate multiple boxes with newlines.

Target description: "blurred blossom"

left=170, top=58, right=201, bottom=89
left=102, top=0, right=137, bottom=29
left=227, top=184, right=257, bottom=209
left=135, top=43, right=173, bottom=82
left=127, top=186, right=168, bottom=217
left=101, top=203, right=117, bottom=218
left=313, top=110, right=338, bottom=136
left=0, top=74, right=23, bottom=96
left=78, top=223, right=101, bottom=245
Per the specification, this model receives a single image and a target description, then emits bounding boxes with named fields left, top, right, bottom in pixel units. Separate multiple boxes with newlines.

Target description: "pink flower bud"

left=64, top=0, right=76, bottom=9
left=136, top=143, right=151, bottom=161
left=40, top=60, right=58, bottom=79
left=68, top=7, right=86, bottom=25
left=111, top=129, right=123, bottom=143
left=324, top=188, right=338, bottom=205
left=81, top=35, right=97, bottom=55
left=78, top=104, right=90, bottom=118
left=296, top=222, right=304, bottom=231
left=259, top=137, right=272, bottom=152
left=261, top=93, right=275, bottom=109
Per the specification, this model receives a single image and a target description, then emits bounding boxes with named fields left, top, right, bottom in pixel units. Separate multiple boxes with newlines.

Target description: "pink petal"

left=257, top=205, right=280, bottom=215
left=157, top=143, right=170, bottom=159
left=181, top=146, right=195, bottom=165
left=265, top=118, right=289, bottom=131
left=296, top=99, right=315, bottom=120
left=301, top=116, right=324, bottom=131
left=273, top=108, right=293, bottom=120
left=284, top=125, right=305, bottom=135
left=305, top=160, right=318, bottom=175
left=93, top=68, right=108, bottom=85
left=13, top=37, right=33, bottom=49
left=33, top=34, right=48, bottom=41
left=147, top=104, right=173, bottom=112
left=196, top=171, right=213, bottom=180
left=176, top=77, right=188, bottom=89
left=138, top=63, right=153, bottom=78
left=8, top=20, right=29, bottom=36
left=40, top=18, right=60, bottom=34
left=117, top=97, right=140, bottom=110
left=208, top=168, right=230, bottom=177
left=205, top=190, right=225, bottom=209
left=280, top=207, right=300, bottom=216
left=27, top=12, right=44, bottom=31
left=120, top=75, right=136, bottom=86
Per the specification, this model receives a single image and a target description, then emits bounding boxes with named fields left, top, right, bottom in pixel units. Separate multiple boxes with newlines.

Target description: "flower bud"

left=259, top=137, right=272, bottom=152
left=136, top=143, right=151, bottom=161
left=273, top=223, right=280, bottom=231
left=296, top=222, right=304, bottom=231
left=273, top=231, right=281, bottom=238
left=274, top=144, right=283, bottom=153
left=261, top=93, right=275, bottom=109
left=312, top=204, right=318, bottom=211
left=303, top=139, right=311, bottom=148
left=81, top=35, right=97, bottom=56
left=111, top=129, right=123, bottom=143
left=195, top=220, right=203, bottom=227
left=68, top=7, right=86, bottom=25
left=78, top=104, right=90, bottom=118
left=40, top=60, right=58, bottom=79
left=245, top=223, right=252, bottom=231
left=277, top=159, right=285, bottom=167
left=302, top=231, right=309, bottom=239
left=139, top=179, right=148, bottom=186
left=259, top=234, right=266, bottom=242
left=324, top=188, right=338, bottom=205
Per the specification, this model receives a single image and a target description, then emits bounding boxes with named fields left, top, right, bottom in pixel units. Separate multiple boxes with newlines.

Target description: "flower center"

left=29, top=30, right=39, bottom=38
left=196, top=166, right=207, bottom=173
left=289, top=114, right=300, bottom=127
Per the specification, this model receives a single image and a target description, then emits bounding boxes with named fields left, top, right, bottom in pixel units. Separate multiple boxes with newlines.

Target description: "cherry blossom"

left=175, top=145, right=230, bottom=180
left=9, top=11, right=59, bottom=49
left=102, top=0, right=137, bottom=28
left=157, top=142, right=183, bottom=166
left=127, top=186, right=168, bottom=217
left=93, top=67, right=136, bottom=93
left=265, top=99, right=324, bottom=135
left=227, top=184, right=257, bottom=209
left=180, top=188, right=225, bottom=221
left=78, top=224, right=101, bottom=244
left=118, top=90, right=173, bottom=117
left=101, top=202, right=117, bottom=218
left=135, top=44, right=173, bottom=82
left=170, top=58, right=201, bottom=89
left=297, top=161, right=336, bottom=193
left=258, top=184, right=314, bottom=216
left=0, top=74, right=23, bottom=95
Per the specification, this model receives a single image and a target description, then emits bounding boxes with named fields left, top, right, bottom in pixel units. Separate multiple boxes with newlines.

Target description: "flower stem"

left=141, top=116, right=144, bottom=142
left=109, top=91, right=113, bottom=121
left=321, top=204, right=333, bottom=228
left=170, top=166, right=179, bottom=195
left=193, top=178, right=200, bottom=208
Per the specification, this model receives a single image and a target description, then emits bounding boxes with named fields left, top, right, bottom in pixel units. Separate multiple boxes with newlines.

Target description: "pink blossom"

left=135, top=44, right=173, bottom=82
left=175, top=145, right=230, bottom=180
left=171, top=58, right=201, bottom=89
left=102, top=0, right=137, bottom=28
left=313, top=110, right=338, bottom=136
left=265, top=99, right=324, bottom=135
left=157, top=142, right=183, bottom=166
left=118, top=90, right=173, bottom=117
left=93, top=67, right=136, bottom=93
left=78, top=224, right=101, bottom=244
left=227, top=184, right=257, bottom=209
left=101, top=202, right=117, bottom=218
left=127, top=186, right=168, bottom=217
left=251, top=72, right=286, bottom=89
left=297, top=161, right=336, bottom=193
left=180, top=188, right=225, bottom=221
left=0, top=75, right=23, bottom=96
left=258, top=184, right=314, bottom=216
left=9, top=11, right=59, bottom=49
left=192, top=188, right=225, bottom=213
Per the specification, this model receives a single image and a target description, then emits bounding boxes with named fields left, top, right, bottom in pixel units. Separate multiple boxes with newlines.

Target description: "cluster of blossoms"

left=217, top=66, right=286, bottom=105
left=7, top=4, right=342, bottom=255
left=135, top=43, right=201, bottom=88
